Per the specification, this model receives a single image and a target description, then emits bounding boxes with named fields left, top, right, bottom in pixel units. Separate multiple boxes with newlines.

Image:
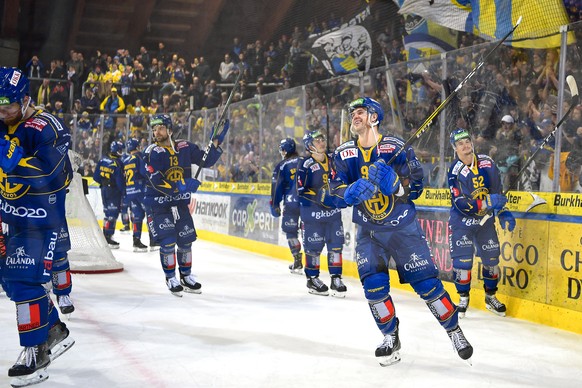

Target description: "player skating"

left=296, top=130, right=347, bottom=297
left=325, top=97, right=473, bottom=365
left=0, top=67, right=75, bottom=387
left=270, top=138, right=304, bottom=274
left=448, top=128, right=516, bottom=317
left=122, top=138, right=149, bottom=252
left=93, top=141, right=126, bottom=249
left=144, top=114, right=227, bottom=296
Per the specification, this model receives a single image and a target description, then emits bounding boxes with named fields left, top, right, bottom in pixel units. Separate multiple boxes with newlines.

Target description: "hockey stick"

left=387, top=16, right=523, bottom=165
left=479, top=74, right=579, bottom=225
left=194, top=69, right=243, bottom=180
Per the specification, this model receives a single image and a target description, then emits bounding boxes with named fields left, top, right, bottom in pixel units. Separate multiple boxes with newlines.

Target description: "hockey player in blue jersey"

left=122, top=138, right=149, bottom=252
left=296, top=130, right=347, bottom=297
left=93, top=140, right=126, bottom=249
left=144, top=114, right=227, bottom=296
left=448, top=128, right=515, bottom=318
left=326, top=97, right=472, bottom=365
left=0, top=67, right=74, bottom=386
left=270, top=138, right=304, bottom=274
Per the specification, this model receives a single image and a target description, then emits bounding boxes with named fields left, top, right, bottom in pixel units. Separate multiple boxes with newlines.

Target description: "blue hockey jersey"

left=143, top=139, right=222, bottom=207
left=122, top=151, right=148, bottom=199
left=0, top=109, right=72, bottom=228
left=332, top=135, right=424, bottom=230
left=448, top=153, right=503, bottom=224
left=271, top=155, right=300, bottom=210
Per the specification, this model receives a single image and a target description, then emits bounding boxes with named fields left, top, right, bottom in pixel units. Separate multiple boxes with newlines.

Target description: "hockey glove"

left=408, top=181, right=423, bottom=201
left=484, top=194, right=507, bottom=211
left=497, top=209, right=516, bottom=232
left=0, top=139, right=24, bottom=173
left=269, top=200, right=281, bottom=217
left=344, top=178, right=376, bottom=206
left=210, top=119, right=230, bottom=145
left=368, top=159, right=400, bottom=196
left=177, top=178, right=201, bottom=194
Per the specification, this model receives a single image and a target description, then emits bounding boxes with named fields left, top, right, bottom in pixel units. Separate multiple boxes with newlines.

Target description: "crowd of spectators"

left=18, top=12, right=582, bottom=191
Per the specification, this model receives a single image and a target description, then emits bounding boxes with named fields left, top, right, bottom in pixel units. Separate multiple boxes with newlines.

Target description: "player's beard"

left=156, top=133, right=170, bottom=145
left=2, top=110, right=24, bottom=126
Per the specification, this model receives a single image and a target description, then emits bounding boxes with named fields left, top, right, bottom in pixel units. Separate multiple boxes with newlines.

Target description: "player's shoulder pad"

left=477, top=154, right=494, bottom=169
left=301, top=157, right=315, bottom=168
left=175, top=139, right=189, bottom=150
left=282, top=156, right=299, bottom=169
left=450, top=160, right=465, bottom=176
left=380, top=135, right=405, bottom=146
left=335, top=141, right=358, bottom=160
left=145, top=143, right=165, bottom=154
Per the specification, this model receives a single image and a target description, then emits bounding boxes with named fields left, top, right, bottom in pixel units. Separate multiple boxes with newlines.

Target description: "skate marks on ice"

left=1, top=234, right=582, bottom=387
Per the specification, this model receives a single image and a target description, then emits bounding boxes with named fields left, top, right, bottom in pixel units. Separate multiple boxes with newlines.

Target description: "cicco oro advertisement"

left=230, top=196, right=278, bottom=244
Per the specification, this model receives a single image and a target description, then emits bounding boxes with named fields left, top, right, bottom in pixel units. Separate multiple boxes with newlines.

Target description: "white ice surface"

left=1, top=233, right=582, bottom=388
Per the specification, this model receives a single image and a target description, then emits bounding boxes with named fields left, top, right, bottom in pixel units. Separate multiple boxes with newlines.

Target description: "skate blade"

left=170, top=290, right=183, bottom=297
left=150, top=247, right=160, bottom=252
left=289, top=268, right=303, bottom=275
left=308, top=289, right=329, bottom=296
left=485, top=306, right=506, bottom=317
left=378, top=351, right=401, bottom=367
left=464, top=357, right=473, bottom=366
left=108, top=244, right=120, bottom=250
left=182, top=288, right=202, bottom=294
left=133, top=247, right=148, bottom=253
left=50, top=337, right=75, bottom=361
left=10, top=368, right=49, bottom=387
left=458, top=311, right=466, bottom=319
left=119, top=230, right=131, bottom=234
left=331, top=290, right=346, bottom=298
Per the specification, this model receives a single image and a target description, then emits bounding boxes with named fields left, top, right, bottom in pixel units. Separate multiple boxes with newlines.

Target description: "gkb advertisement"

left=231, top=196, right=278, bottom=244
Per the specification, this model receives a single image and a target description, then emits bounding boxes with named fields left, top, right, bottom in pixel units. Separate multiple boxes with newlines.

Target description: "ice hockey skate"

left=330, top=275, right=347, bottom=298
left=375, top=318, right=401, bottom=366
left=132, top=237, right=148, bottom=252
left=306, top=276, right=329, bottom=296
left=166, top=276, right=183, bottom=297
left=485, top=292, right=506, bottom=316
left=149, top=242, right=160, bottom=252
left=180, top=274, right=202, bottom=294
left=57, top=294, right=75, bottom=315
left=9, top=343, right=51, bottom=387
left=458, top=292, right=470, bottom=318
left=119, top=225, right=131, bottom=234
left=47, top=321, right=75, bottom=361
left=288, top=253, right=303, bottom=275
left=105, top=236, right=120, bottom=249
left=447, top=325, right=473, bottom=364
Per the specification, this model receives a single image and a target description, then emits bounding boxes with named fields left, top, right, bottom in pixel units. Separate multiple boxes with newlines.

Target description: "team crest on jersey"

left=478, top=160, right=492, bottom=168
left=378, top=143, right=396, bottom=153
left=176, top=141, right=188, bottom=150
left=24, top=118, right=48, bottom=131
left=363, top=191, right=394, bottom=221
left=460, top=166, right=470, bottom=177
left=340, top=148, right=357, bottom=160
left=10, top=71, right=21, bottom=86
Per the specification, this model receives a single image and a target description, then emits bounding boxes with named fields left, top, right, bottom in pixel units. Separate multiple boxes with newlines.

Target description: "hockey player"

left=93, top=141, right=126, bottom=249
left=0, top=67, right=75, bottom=386
left=270, top=138, right=304, bottom=274
left=448, top=128, right=516, bottom=317
left=122, top=138, right=149, bottom=252
left=296, top=130, right=347, bottom=297
left=325, top=97, right=472, bottom=365
left=144, top=114, right=227, bottom=296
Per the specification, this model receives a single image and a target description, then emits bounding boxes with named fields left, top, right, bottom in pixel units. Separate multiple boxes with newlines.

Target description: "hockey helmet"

left=348, top=97, right=384, bottom=124
left=110, top=140, right=124, bottom=155
left=279, top=138, right=296, bottom=154
left=450, top=128, right=471, bottom=147
left=303, top=130, right=325, bottom=152
left=150, top=113, right=172, bottom=130
left=0, top=67, right=29, bottom=106
left=126, top=138, right=140, bottom=152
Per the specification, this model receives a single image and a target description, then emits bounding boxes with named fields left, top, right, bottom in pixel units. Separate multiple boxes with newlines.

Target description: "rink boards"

left=86, top=180, right=582, bottom=333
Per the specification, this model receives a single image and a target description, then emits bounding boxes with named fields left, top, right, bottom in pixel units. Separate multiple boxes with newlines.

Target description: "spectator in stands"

left=36, top=78, right=52, bottom=108
left=187, top=76, right=205, bottom=111
left=50, top=82, right=68, bottom=108
left=219, top=53, right=238, bottom=83
left=157, top=42, right=169, bottom=64
left=203, top=79, right=221, bottom=108
left=139, top=46, right=151, bottom=67
left=45, top=59, right=66, bottom=80
left=26, top=55, right=44, bottom=95
left=151, top=60, right=169, bottom=102
left=195, top=56, right=211, bottom=85
left=80, top=87, right=99, bottom=115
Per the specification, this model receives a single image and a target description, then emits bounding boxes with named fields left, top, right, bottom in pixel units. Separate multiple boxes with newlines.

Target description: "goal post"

left=66, top=151, right=124, bottom=273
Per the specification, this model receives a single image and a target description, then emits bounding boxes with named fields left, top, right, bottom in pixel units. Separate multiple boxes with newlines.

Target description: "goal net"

left=66, top=151, right=124, bottom=273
